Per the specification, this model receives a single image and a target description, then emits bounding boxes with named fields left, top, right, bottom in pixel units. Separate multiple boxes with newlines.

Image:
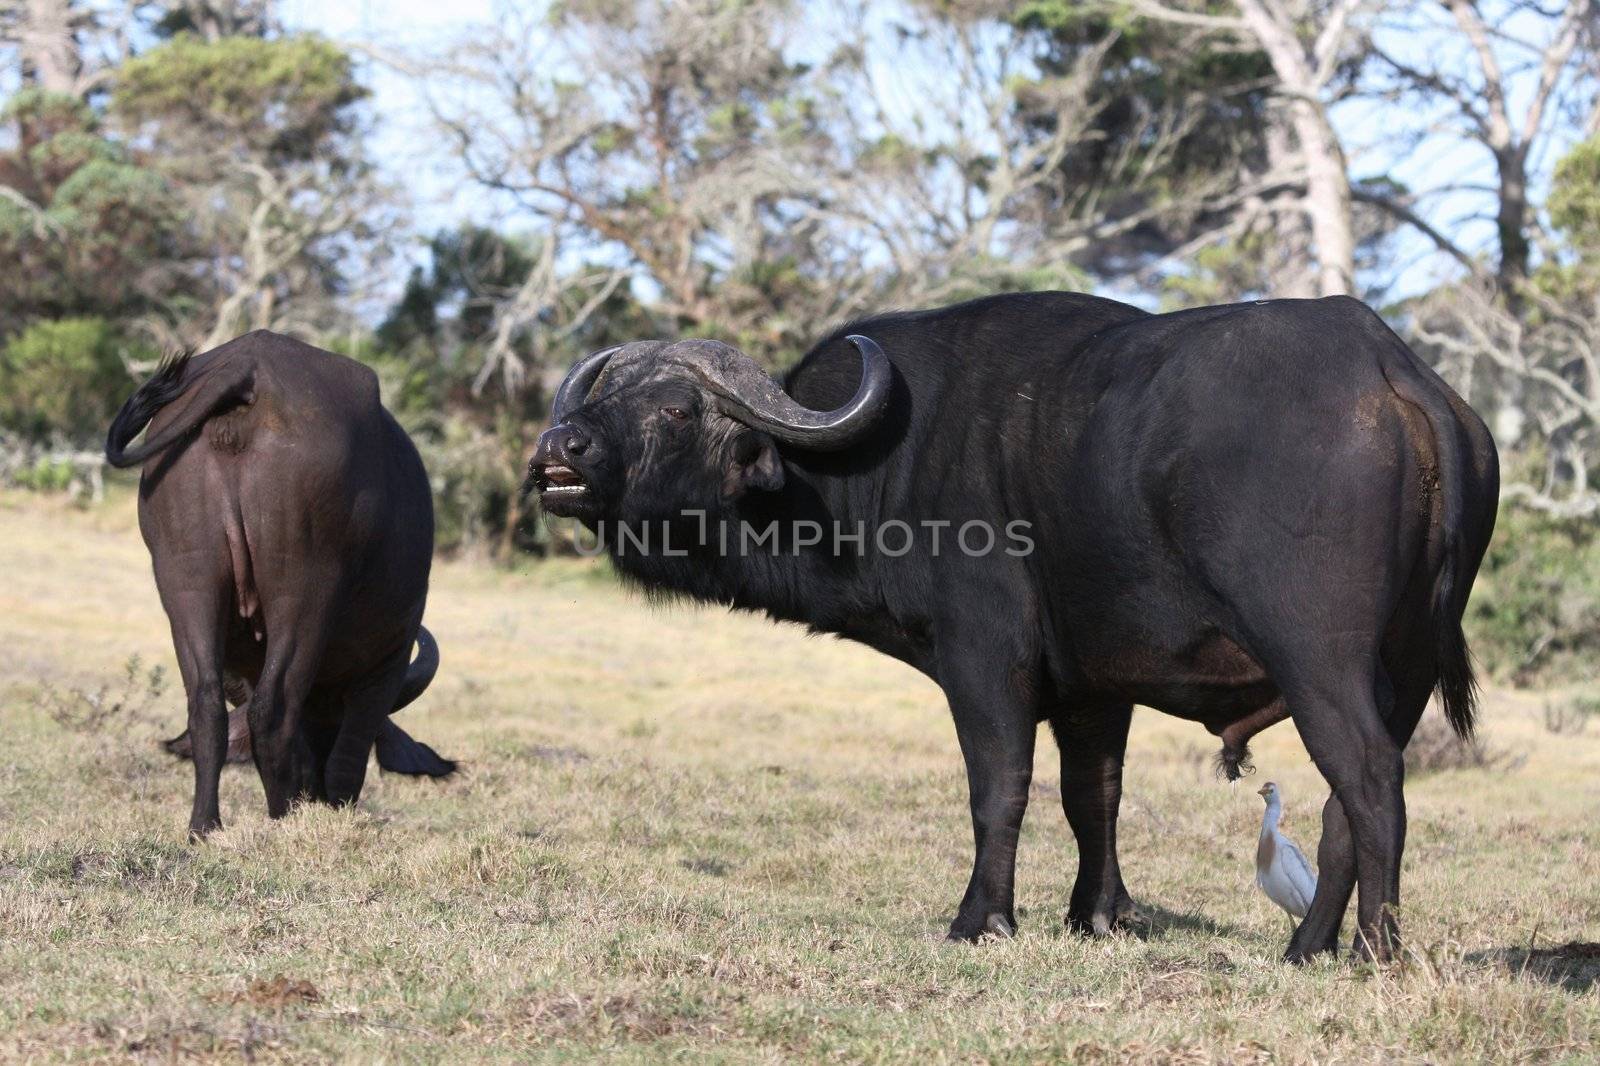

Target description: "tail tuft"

left=105, top=350, right=194, bottom=467
left=1433, top=560, right=1479, bottom=741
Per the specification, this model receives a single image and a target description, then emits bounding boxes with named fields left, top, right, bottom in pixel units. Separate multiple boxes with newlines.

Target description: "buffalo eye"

left=661, top=405, right=690, bottom=421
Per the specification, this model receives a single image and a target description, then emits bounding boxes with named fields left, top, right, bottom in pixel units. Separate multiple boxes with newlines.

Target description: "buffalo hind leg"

left=1284, top=677, right=1386, bottom=962
left=1050, top=701, right=1138, bottom=935
left=301, top=700, right=340, bottom=804
left=1287, top=666, right=1433, bottom=962
left=1279, top=668, right=1407, bottom=963
left=1284, top=793, right=1358, bottom=962
left=166, top=587, right=229, bottom=840
left=248, top=602, right=335, bottom=817
left=942, top=658, right=1038, bottom=942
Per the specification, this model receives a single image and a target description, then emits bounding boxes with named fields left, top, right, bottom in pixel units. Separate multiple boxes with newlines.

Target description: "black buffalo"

left=106, top=330, right=454, bottom=839
left=527, top=291, right=1498, bottom=961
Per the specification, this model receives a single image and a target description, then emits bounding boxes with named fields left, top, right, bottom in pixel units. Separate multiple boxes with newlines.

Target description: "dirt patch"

left=526, top=744, right=591, bottom=764
left=234, top=975, right=323, bottom=1009
left=521, top=992, right=718, bottom=1042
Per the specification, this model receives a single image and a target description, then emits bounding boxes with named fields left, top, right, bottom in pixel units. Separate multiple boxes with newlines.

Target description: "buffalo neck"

left=607, top=451, right=885, bottom=637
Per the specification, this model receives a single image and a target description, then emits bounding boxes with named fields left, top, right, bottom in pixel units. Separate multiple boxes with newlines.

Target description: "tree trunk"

left=1495, top=147, right=1530, bottom=297
left=1290, top=99, right=1356, bottom=296
left=1236, top=0, right=1357, bottom=297
left=1262, top=120, right=1316, bottom=299
left=20, top=0, right=79, bottom=95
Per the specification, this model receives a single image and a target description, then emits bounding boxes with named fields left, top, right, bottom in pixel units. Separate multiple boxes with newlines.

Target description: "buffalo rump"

left=106, top=330, right=453, bottom=839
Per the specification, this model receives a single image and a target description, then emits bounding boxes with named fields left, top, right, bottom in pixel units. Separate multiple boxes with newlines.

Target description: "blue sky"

left=279, top=0, right=497, bottom=253
left=277, top=1, right=1589, bottom=308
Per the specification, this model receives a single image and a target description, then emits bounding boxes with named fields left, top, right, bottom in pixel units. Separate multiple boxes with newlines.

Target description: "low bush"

left=1405, top=708, right=1524, bottom=776
left=1464, top=506, right=1600, bottom=686
left=0, top=317, right=139, bottom=439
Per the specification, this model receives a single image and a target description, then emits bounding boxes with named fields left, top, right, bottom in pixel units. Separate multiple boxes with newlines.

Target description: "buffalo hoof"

left=1283, top=928, right=1338, bottom=965
left=1351, top=935, right=1399, bottom=965
left=947, top=912, right=1015, bottom=943
left=1067, top=893, right=1145, bottom=937
left=1067, top=910, right=1118, bottom=937
left=187, top=819, right=221, bottom=843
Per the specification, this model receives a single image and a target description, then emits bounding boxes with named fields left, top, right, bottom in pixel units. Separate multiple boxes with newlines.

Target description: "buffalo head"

left=527, top=336, right=890, bottom=524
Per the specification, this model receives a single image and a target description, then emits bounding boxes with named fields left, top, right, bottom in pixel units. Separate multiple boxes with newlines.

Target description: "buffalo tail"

left=105, top=351, right=256, bottom=468
left=1380, top=344, right=1483, bottom=740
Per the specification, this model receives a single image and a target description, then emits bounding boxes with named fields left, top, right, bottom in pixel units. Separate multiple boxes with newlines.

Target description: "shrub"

left=12, top=455, right=77, bottom=492
left=0, top=317, right=136, bottom=439
left=1405, top=709, right=1523, bottom=776
left=1542, top=696, right=1599, bottom=736
left=1464, top=506, right=1600, bottom=686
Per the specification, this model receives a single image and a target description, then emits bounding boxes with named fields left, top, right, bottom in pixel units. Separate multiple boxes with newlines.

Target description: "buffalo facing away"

left=106, top=330, right=454, bottom=839
left=529, top=292, right=1498, bottom=961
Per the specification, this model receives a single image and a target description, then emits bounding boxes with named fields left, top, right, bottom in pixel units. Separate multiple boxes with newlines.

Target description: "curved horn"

left=392, top=625, right=439, bottom=714
left=698, top=334, right=892, bottom=450
left=550, top=345, right=621, bottom=423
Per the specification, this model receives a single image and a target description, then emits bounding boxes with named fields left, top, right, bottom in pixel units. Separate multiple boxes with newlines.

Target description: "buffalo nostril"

left=565, top=434, right=589, bottom=455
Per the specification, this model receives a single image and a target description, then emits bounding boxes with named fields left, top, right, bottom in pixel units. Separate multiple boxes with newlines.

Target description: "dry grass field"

left=1, top=488, right=1597, bottom=1063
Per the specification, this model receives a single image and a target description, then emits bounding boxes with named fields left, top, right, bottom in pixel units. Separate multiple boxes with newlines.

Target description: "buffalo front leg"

left=942, top=662, right=1038, bottom=942
left=1051, top=701, right=1138, bottom=935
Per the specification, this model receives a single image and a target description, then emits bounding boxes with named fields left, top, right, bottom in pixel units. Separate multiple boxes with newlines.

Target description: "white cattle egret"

left=1256, top=782, right=1317, bottom=922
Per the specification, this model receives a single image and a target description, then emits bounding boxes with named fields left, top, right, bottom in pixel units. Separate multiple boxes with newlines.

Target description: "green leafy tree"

left=111, top=31, right=381, bottom=348
left=0, top=317, right=148, bottom=438
left=0, top=89, right=178, bottom=332
left=113, top=33, right=363, bottom=163
left=1011, top=1, right=1277, bottom=280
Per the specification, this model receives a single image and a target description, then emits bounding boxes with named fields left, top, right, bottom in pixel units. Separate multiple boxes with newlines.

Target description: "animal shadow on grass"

left=1109, top=901, right=1252, bottom=943
left=1472, top=941, right=1600, bottom=993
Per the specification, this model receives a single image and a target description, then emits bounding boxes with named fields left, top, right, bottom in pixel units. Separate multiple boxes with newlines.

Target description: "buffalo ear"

left=722, top=431, right=784, bottom=499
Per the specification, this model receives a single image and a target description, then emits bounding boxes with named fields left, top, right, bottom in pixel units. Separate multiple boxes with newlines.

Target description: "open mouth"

left=540, top=464, right=585, bottom=489
left=536, top=464, right=589, bottom=501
